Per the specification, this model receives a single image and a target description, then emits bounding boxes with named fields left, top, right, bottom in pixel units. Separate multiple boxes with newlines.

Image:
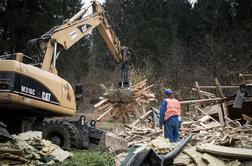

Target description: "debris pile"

left=181, top=121, right=252, bottom=149
left=120, top=127, right=162, bottom=147
left=94, top=79, right=156, bottom=122
left=176, top=113, right=252, bottom=165
left=174, top=143, right=252, bottom=166
left=0, top=131, right=72, bottom=165
left=117, top=78, right=252, bottom=165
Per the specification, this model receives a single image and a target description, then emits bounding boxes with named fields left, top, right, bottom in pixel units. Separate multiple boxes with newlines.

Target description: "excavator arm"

left=28, top=1, right=127, bottom=78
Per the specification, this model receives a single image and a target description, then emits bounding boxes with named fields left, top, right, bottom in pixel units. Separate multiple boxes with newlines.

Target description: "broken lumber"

left=94, top=99, right=109, bottom=108
left=242, top=114, right=252, bottom=122
left=192, top=88, right=215, bottom=98
left=198, top=86, right=239, bottom=89
left=196, top=144, right=252, bottom=159
left=180, top=98, right=221, bottom=105
left=96, top=107, right=114, bottom=121
left=129, top=109, right=153, bottom=127
left=194, top=106, right=220, bottom=124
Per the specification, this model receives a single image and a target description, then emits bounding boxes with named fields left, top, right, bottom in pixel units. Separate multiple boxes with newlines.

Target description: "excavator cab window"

left=0, top=53, right=34, bottom=64
left=0, top=54, right=15, bottom=60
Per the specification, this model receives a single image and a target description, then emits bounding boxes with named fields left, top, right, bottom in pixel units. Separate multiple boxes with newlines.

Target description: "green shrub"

left=57, top=150, right=115, bottom=166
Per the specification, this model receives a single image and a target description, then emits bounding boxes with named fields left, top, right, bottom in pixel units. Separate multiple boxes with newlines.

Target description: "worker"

left=159, top=89, right=181, bottom=142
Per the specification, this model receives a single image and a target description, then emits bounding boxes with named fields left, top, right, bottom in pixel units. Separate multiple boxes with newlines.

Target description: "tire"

left=0, top=122, right=11, bottom=142
left=41, top=119, right=81, bottom=150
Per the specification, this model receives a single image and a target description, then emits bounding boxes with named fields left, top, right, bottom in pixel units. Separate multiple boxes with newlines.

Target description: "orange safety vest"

left=164, top=98, right=181, bottom=121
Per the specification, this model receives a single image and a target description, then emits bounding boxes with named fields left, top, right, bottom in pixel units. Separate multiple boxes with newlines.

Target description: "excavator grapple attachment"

left=105, top=88, right=134, bottom=103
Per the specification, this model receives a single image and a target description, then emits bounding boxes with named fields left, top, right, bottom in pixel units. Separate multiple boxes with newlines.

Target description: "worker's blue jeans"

left=164, top=116, right=180, bottom=142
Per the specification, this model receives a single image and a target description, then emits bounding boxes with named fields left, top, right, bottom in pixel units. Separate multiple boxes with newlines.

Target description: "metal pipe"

left=53, top=42, right=57, bottom=68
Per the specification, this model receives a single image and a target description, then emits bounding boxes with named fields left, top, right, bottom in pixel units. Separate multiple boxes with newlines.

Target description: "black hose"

left=162, top=134, right=192, bottom=165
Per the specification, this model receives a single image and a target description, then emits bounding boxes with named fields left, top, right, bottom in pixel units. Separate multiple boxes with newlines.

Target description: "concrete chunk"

left=184, top=147, right=207, bottom=166
left=202, top=153, right=225, bottom=166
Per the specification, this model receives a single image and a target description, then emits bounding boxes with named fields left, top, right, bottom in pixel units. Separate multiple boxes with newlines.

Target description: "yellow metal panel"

left=0, top=93, right=75, bottom=116
left=0, top=60, right=21, bottom=72
left=0, top=60, right=76, bottom=116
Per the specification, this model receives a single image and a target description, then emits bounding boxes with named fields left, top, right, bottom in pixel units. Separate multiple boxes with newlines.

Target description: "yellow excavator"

left=0, top=1, right=129, bottom=150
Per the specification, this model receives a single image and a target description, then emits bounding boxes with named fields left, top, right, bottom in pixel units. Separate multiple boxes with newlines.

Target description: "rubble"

left=197, top=144, right=252, bottom=159
left=148, top=136, right=174, bottom=154
left=115, top=78, right=252, bottom=166
left=117, top=105, right=252, bottom=166
left=180, top=119, right=252, bottom=149
left=0, top=131, right=72, bottom=165
left=119, top=126, right=162, bottom=147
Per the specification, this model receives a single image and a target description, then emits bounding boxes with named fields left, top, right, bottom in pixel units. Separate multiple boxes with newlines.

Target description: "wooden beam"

left=195, top=82, right=204, bottom=100
left=94, top=99, right=108, bottom=108
left=129, top=109, right=153, bottom=127
left=192, top=88, right=215, bottom=98
left=239, top=73, right=252, bottom=77
left=194, top=106, right=220, bottom=124
left=198, top=86, right=239, bottom=89
left=96, top=107, right=114, bottom=121
left=195, top=82, right=205, bottom=109
left=215, top=78, right=224, bottom=98
left=180, top=98, right=221, bottom=105
left=215, top=78, right=229, bottom=124
left=197, top=144, right=252, bottom=159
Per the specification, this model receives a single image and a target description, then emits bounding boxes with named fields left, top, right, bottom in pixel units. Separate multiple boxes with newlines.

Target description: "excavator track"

left=41, top=119, right=81, bottom=150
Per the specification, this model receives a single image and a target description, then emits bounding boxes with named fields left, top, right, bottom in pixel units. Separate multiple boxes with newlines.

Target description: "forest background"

left=0, top=0, right=251, bottom=111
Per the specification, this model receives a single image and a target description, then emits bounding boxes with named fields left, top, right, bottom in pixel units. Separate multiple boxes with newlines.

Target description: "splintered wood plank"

left=94, top=99, right=109, bottom=108
left=242, top=114, right=252, bottom=121
left=99, top=83, right=108, bottom=91
left=180, top=98, right=221, bottom=104
left=131, top=79, right=147, bottom=89
left=194, top=106, right=220, bottom=124
left=202, top=153, right=225, bottom=166
left=196, top=144, right=252, bottom=159
left=184, top=147, right=207, bottom=166
left=96, top=107, right=114, bottom=121
left=134, top=85, right=154, bottom=96
left=112, top=108, right=119, bottom=117
left=129, top=110, right=153, bottom=127
left=96, top=103, right=112, bottom=111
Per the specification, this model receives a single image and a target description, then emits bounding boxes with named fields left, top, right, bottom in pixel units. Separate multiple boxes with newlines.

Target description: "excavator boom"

left=28, top=1, right=124, bottom=73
